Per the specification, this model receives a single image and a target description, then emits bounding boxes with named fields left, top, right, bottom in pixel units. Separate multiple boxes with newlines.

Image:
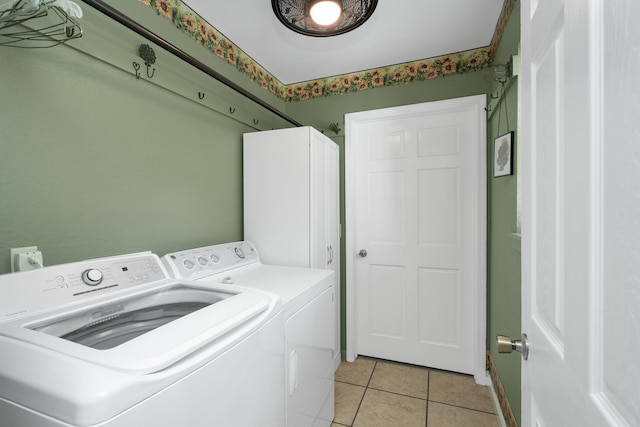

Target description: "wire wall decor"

left=0, top=0, right=82, bottom=47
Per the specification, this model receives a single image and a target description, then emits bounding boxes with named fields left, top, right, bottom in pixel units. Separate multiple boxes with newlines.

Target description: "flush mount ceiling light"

left=272, top=0, right=378, bottom=37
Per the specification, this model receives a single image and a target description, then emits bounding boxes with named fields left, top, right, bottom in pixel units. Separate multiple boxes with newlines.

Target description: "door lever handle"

left=497, top=333, right=529, bottom=360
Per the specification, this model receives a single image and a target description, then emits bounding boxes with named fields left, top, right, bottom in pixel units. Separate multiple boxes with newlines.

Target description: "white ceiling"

left=183, top=0, right=506, bottom=85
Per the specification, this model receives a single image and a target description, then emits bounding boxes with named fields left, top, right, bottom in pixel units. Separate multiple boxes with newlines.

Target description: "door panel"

left=418, top=268, right=460, bottom=346
left=521, top=0, right=640, bottom=425
left=346, top=97, right=486, bottom=378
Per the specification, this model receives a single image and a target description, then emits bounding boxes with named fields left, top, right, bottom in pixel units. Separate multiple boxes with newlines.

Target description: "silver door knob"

left=358, top=249, right=368, bottom=258
left=497, top=333, right=529, bottom=360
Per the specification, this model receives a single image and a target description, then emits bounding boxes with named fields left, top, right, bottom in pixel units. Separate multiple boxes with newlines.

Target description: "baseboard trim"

left=486, top=351, right=519, bottom=427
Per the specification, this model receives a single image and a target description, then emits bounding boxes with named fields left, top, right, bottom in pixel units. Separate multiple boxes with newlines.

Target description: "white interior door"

left=345, top=96, right=486, bottom=381
left=521, top=0, right=640, bottom=425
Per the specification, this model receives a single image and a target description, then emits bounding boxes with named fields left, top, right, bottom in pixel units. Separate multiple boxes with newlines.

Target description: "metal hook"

left=229, top=107, right=236, bottom=114
left=138, top=44, right=156, bottom=79
left=328, top=122, right=341, bottom=134
left=132, top=62, right=141, bottom=79
left=253, top=119, right=259, bottom=125
left=198, top=92, right=205, bottom=100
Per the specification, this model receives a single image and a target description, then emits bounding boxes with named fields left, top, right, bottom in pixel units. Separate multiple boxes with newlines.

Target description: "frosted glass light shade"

left=309, top=0, right=342, bottom=26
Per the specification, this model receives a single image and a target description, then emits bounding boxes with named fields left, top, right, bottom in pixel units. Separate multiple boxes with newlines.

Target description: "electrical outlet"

left=10, top=246, right=38, bottom=273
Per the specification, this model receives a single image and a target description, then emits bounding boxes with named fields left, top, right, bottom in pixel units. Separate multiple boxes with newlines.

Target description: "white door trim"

left=345, top=95, right=488, bottom=384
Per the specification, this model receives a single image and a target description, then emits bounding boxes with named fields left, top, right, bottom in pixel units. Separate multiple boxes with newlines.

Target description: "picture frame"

left=493, top=131, right=514, bottom=177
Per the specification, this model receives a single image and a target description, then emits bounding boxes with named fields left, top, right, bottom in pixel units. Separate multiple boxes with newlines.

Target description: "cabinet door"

left=244, top=129, right=311, bottom=266
left=310, top=129, right=341, bottom=364
left=326, top=138, right=341, bottom=363
left=311, top=130, right=330, bottom=269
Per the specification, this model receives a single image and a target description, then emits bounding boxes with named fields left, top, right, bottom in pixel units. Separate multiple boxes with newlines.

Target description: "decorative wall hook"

left=138, top=44, right=156, bottom=79
left=132, top=61, right=141, bottom=79
left=328, top=122, right=341, bottom=135
left=198, top=92, right=205, bottom=100
left=229, top=107, right=236, bottom=114
left=253, top=119, right=259, bottom=125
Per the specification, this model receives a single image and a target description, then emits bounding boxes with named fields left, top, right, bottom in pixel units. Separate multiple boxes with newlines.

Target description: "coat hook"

left=253, top=119, right=259, bottom=125
left=198, top=92, right=205, bottom=100
left=132, top=61, right=141, bottom=79
left=138, top=44, right=156, bottom=79
left=229, top=107, right=236, bottom=114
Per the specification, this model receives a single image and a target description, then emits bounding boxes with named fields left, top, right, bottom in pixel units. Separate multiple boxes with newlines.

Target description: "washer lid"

left=0, top=281, right=276, bottom=374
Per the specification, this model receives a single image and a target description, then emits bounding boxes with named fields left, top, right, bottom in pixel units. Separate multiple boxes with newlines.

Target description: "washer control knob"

left=82, top=269, right=103, bottom=286
left=235, top=247, right=246, bottom=259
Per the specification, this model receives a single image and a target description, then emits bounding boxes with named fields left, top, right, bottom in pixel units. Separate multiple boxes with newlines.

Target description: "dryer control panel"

left=162, top=241, right=260, bottom=281
left=0, top=253, right=169, bottom=321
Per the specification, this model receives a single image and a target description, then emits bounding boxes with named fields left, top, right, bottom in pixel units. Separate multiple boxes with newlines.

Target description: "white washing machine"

left=162, top=241, right=335, bottom=427
left=0, top=252, right=285, bottom=427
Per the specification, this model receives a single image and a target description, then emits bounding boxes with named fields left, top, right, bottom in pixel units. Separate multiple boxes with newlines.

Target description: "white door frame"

left=344, top=95, right=488, bottom=384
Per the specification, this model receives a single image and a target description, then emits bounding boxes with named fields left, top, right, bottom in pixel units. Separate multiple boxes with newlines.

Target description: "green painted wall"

left=486, top=1, right=522, bottom=424
left=0, top=4, right=275, bottom=273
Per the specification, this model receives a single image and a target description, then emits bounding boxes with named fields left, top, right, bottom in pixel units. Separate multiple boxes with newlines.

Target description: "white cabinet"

left=243, top=126, right=341, bottom=367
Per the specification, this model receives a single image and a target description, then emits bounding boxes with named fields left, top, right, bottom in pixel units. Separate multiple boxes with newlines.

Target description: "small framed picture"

left=493, top=131, right=514, bottom=177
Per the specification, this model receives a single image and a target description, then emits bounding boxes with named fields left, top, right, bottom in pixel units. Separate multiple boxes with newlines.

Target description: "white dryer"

left=162, top=241, right=335, bottom=427
left=0, top=252, right=285, bottom=427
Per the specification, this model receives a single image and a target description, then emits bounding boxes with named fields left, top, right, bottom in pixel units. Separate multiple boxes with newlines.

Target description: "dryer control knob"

left=82, top=269, right=103, bottom=286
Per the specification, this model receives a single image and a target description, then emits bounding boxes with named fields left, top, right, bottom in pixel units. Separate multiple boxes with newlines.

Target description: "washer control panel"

left=162, top=241, right=259, bottom=281
left=0, top=253, right=168, bottom=321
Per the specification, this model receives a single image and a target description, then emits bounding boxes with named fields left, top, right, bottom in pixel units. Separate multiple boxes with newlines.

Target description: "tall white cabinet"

left=243, top=126, right=341, bottom=367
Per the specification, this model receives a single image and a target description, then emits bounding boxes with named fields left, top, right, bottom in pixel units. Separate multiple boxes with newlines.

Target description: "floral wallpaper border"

left=137, top=0, right=515, bottom=102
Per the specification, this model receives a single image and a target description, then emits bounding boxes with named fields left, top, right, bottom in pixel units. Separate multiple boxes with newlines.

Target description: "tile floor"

left=332, top=357, right=500, bottom=427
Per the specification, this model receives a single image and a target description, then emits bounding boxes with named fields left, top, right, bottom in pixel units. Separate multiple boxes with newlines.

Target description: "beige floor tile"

left=331, top=424, right=349, bottom=427
left=427, top=401, right=500, bottom=427
left=368, top=360, right=429, bottom=399
left=333, top=381, right=366, bottom=426
left=335, top=357, right=377, bottom=387
left=429, top=370, right=496, bottom=413
left=352, top=389, right=427, bottom=427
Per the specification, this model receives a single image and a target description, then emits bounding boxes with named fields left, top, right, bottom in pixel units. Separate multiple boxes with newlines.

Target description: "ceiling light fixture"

left=272, top=0, right=378, bottom=37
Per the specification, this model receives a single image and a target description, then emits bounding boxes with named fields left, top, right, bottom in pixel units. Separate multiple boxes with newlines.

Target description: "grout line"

left=365, top=386, right=428, bottom=401
left=425, top=369, right=430, bottom=427
left=348, top=360, right=376, bottom=426
left=365, top=360, right=376, bottom=388
left=428, top=400, right=499, bottom=416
